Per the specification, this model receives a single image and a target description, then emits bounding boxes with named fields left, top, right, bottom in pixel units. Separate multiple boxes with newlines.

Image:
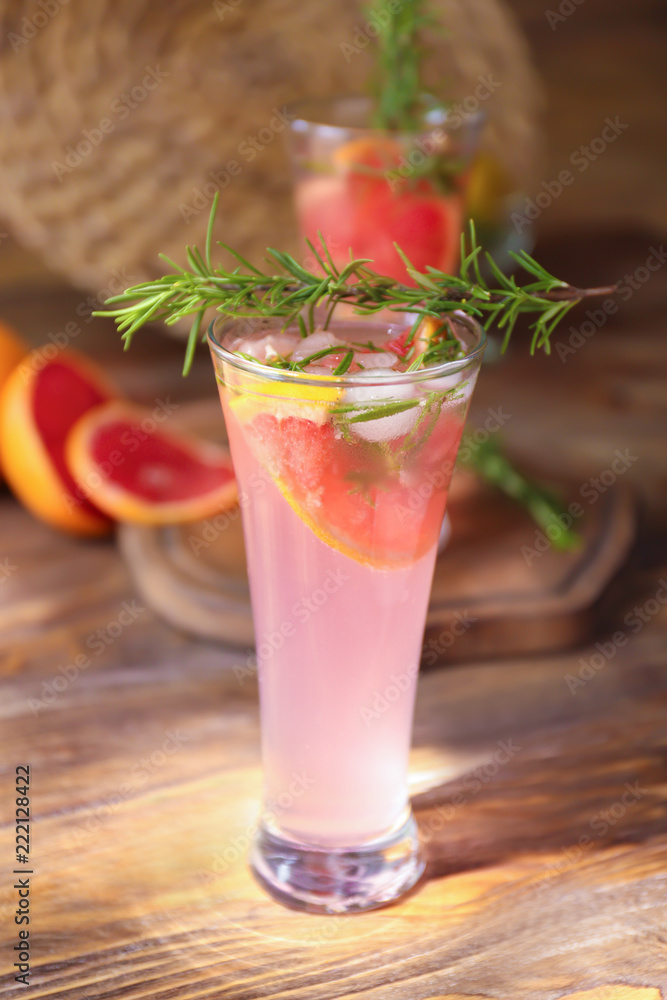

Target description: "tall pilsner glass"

left=208, top=309, right=485, bottom=913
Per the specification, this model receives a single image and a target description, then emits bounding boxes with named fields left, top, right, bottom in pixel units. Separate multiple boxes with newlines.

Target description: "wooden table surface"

left=1, top=4, right=666, bottom=995
left=0, top=222, right=666, bottom=998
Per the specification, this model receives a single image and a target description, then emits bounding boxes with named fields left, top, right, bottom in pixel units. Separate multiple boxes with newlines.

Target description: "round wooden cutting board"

left=118, top=400, right=635, bottom=663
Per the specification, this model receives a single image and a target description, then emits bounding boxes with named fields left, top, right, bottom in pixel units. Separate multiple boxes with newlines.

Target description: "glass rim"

left=285, top=93, right=485, bottom=136
left=207, top=311, right=486, bottom=388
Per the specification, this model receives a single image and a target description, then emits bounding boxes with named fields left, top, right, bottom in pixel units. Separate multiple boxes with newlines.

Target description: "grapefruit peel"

left=65, top=401, right=238, bottom=526
left=0, top=349, right=117, bottom=536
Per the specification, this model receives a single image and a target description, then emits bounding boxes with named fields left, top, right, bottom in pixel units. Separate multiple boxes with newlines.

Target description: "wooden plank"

left=1, top=617, right=666, bottom=997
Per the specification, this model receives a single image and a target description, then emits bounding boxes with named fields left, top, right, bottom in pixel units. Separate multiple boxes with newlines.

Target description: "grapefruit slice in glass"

left=298, top=134, right=464, bottom=283
left=226, top=389, right=463, bottom=569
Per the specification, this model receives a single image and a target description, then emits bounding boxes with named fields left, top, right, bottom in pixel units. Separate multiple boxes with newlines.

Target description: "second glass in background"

left=286, top=95, right=484, bottom=284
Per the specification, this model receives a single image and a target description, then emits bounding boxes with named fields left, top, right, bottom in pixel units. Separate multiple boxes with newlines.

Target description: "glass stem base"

left=250, top=810, right=424, bottom=914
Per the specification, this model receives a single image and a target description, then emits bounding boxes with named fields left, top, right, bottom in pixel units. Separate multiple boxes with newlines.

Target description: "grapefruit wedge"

left=66, top=401, right=237, bottom=525
left=226, top=394, right=463, bottom=569
left=0, top=349, right=117, bottom=535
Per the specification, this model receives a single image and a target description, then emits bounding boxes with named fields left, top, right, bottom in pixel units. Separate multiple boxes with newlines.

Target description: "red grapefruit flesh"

left=231, top=406, right=463, bottom=568
left=353, top=186, right=464, bottom=280
left=66, top=402, right=238, bottom=525
left=297, top=154, right=463, bottom=284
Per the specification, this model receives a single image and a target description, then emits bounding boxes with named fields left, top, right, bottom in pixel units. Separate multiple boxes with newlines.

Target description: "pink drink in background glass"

left=208, top=310, right=485, bottom=912
left=285, top=96, right=484, bottom=286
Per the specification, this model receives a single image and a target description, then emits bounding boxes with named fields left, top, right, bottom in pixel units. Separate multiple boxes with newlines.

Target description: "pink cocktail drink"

left=209, top=309, right=485, bottom=912
left=286, top=97, right=483, bottom=286
left=226, top=405, right=442, bottom=848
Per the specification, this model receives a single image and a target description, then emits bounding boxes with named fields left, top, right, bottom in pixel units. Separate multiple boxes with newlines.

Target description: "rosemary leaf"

left=333, top=350, right=355, bottom=375
left=93, top=203, right=618, bottom=370
left=345, top=399, right=421, bottom=423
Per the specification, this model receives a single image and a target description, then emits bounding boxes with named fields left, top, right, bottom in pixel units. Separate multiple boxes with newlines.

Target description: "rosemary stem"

left=93, top=205, right=618, bottom=377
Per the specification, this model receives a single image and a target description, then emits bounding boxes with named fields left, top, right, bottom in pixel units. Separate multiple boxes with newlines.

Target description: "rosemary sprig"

left=367, top=0, right=436, bottom=131
left=400, top=389, right=446, bottom=455
left=459, top=436, right=580, bottom=550
left=95, top=197, right=617, bottom=376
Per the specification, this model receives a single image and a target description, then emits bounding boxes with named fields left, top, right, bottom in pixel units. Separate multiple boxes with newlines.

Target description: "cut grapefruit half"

left=0, top=320, right=29, bottom=478
left=0, top=349, right=117, bottom=535
left=66, top=401, right=237, bottom=525
left=0, top=320, right=27, bottom=390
